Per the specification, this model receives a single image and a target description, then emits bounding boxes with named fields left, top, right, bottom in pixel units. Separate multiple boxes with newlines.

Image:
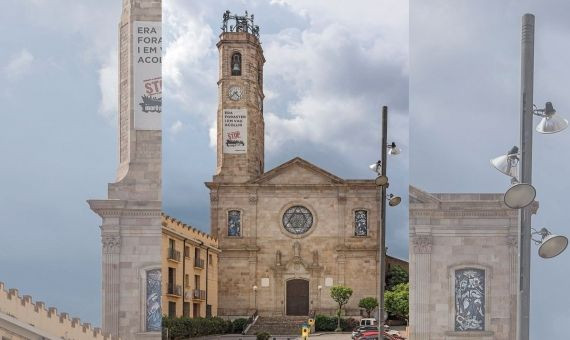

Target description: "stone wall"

left=0, top=282, right=115, bottom=340
left=409, top=186, right=519, bottom=340
left=209, top=158, right=381, bottom=317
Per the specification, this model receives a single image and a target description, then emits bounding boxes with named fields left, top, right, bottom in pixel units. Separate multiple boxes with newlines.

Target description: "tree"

left=384, top=283, right=409, bottom=324
left=358, top=297, right=379, bottom=318
left=385, top=265, right=409, bottom=291
left=330, top=285, right=353, bottom=331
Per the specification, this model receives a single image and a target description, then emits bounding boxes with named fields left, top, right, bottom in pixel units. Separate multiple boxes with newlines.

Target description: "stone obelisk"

left=88, top=0, right=162, bottom=339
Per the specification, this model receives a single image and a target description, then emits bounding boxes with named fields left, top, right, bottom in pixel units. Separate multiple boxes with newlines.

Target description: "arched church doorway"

left=286, top=279, right=309, bottom=316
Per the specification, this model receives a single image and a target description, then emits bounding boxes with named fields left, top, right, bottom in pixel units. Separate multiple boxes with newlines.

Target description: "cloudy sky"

left=0, top=0, right=408, bottom=328
left=162, top=0, right=410, bottom=259
left=0, top=0, right=120, bottom=326
left=411, top=0, right=570, bottom=337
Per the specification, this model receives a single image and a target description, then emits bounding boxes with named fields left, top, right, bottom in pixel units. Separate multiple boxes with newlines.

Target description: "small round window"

left=282, top=206, right=313, bottom=235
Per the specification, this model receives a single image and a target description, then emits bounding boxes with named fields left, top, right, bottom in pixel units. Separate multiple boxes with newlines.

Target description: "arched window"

left=228, top=210, right=241, bottom=236
left=354, top=210, right=368, bottom=236
left=231, top=52, right=242, bottom=76
left=454, top=268, right=485, bottom=331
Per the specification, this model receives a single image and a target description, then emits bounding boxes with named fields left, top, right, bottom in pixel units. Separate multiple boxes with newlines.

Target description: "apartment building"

left=162, top=214, right=220, bottom=318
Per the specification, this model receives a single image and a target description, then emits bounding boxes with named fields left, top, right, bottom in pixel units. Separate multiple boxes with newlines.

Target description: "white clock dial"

left=228, top=86, right=242, bottom=101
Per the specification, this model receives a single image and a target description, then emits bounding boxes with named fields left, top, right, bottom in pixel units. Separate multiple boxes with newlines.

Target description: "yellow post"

left=301, top=325, right=310, bottom=340
left=307, top=318, right=315, bottom=334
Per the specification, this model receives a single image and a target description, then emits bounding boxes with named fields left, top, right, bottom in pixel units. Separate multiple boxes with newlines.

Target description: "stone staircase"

left=246, top=316, right=308, bottom=336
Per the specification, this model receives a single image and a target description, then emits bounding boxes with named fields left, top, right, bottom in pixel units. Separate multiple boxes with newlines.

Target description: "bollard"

left=301, top=325, right=310, bottom=340
left=307, top=318, right=315, bottom=334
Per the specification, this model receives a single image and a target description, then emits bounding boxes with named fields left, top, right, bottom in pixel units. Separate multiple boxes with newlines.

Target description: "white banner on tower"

left=133, top=21, right=162, bottom=130
left=222, top=109, right=248, bottom=154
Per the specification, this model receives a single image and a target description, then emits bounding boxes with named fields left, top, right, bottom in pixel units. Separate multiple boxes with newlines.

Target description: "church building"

left=206, top=12, right=382, bottom=318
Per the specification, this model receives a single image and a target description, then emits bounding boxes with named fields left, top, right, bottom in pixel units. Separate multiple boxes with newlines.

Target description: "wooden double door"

left=286, top=279, right=309, bottom=316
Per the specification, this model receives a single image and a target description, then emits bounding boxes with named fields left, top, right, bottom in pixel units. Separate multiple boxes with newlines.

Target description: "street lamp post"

left=490, top=14, right=568, bottom=340
left=378, top=106, right=388, bottom=331
left=369, top=106, right=401, bottom=333
left=518, top=13, right=535, bottom=340
left=253, top=285, right=258, bottom=311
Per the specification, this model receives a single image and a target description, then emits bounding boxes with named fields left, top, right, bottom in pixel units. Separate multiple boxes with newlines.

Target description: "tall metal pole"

left=378, top=106, right=388, bottom=331
left=518, top=13, right=534, bottom=340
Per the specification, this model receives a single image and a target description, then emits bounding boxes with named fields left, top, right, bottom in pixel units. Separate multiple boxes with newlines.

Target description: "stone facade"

left=0, top=282, right=114, bottom=340
left=88, top=1, right=162, bottom=339
left=409, top=186, right=521, bottom=340
left=208, top=158, right=381, bottom=317
left=207, top=24, right=381, bottom=318
left=161, top=215, right=220, bottom=319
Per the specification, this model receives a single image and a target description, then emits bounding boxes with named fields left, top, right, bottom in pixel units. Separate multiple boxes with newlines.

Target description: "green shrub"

left=256, top=331, right=271, bottom=340
left=315, top=314, right=337, bottom=331
left=340, top=317, right=359, bottom=331
left=162, top=316, right=232, bottom=339
left=231, top=318, right=249, bottom=334
left=314, top=315, right=359, bottom=332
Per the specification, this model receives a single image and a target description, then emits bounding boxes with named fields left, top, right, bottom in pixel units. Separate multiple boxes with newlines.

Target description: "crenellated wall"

left=0, top=282, right=117, bottom=340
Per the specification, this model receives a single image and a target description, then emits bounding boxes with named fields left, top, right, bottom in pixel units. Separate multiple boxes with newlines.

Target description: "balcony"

left=192, top=289, right=206, bottom=301
left=167, top=248, right=181, bottom=262
left=167, top=284, right=182, bottom=297
left=194, top=258, right=205, bottom=269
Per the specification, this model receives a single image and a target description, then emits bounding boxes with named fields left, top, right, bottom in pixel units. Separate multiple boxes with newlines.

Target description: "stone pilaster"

left=410, top=235, right=432, bottom=340
left=88, top=1, right=161, bottom=339
left=101, top=231, right=121, bottom=336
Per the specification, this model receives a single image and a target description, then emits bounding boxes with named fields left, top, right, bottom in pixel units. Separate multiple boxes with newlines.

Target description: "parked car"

left=354, top=330, right=405, bottom=340
left=360, top=318, right=377, bottom=326
left=352, top=325, right=378, bottom=339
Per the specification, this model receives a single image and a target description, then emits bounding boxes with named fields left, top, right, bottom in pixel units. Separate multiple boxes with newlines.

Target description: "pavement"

left=185, top=328, right=408, bottom=340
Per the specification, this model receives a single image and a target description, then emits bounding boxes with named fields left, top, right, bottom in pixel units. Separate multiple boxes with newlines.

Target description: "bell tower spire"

left=214, top=10, right=265, bottom=183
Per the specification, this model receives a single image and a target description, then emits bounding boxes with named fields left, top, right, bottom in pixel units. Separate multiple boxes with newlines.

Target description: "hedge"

left=314, top=315, right=359, bottom=332
left=162, top=316, right=248, bottom=339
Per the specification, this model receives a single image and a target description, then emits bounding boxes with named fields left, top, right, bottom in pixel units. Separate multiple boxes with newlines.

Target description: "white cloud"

left=4, top=49, right=34, bottom=79
left=169, top=120, right=184, bottom=135
left=20, top=0, right=119, bottom=123
left=97, top=50, right=118, bottom=124
left=261, top=5, right=408, bottom=152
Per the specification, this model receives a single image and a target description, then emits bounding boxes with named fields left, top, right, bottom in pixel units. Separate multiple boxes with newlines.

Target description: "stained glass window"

left=455, top=268, right=485, bottom=331
left=355, top=210, right=368, bottom=236
left=282, top=206, right=313, bottom=235
left=228, top=210, right=241, bottom=236
left=146, top=269, right=161, bottom=332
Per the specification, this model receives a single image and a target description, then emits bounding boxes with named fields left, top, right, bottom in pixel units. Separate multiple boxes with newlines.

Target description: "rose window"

left=282, top=206, right=313, bottom=235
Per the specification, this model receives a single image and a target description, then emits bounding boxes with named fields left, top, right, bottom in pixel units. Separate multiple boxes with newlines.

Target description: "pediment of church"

left=409, top=185, right=441, bottom=205
left=251, top=157, right=345, bottom=185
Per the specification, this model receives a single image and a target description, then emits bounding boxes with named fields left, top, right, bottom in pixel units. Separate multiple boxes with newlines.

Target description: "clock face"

left=228, top=86, right=242, bottom=101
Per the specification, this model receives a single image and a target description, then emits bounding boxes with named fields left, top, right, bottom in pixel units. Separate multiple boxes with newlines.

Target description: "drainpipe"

left=206, top=246, right=210, bottom=313
left=183, top=239, right=186, bottom=315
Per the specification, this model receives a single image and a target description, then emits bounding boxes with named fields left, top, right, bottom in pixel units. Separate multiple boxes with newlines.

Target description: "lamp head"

left=536, top=102, right=568, bottom=134
left=369, top=161, right=382, bottom=174
left=504, top=182, right=536, bottom=209
left=535, top=228, right=568, bottom=258
left=388, top=142, right=401, bottom=155
left=490, top=146, right=519, bottom=178
left=388, top=194, right=401, bottom=207
left=375, top=175, right=388, bottom=186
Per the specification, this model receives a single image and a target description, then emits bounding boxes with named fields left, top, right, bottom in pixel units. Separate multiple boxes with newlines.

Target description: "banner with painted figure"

left=133, top=21, right=161, bottom=130
left=223, top=109, right=247, bottom=154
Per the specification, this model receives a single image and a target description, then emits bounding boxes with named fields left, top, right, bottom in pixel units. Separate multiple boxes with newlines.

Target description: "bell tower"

left=214, top=10, right=265, bottom=183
